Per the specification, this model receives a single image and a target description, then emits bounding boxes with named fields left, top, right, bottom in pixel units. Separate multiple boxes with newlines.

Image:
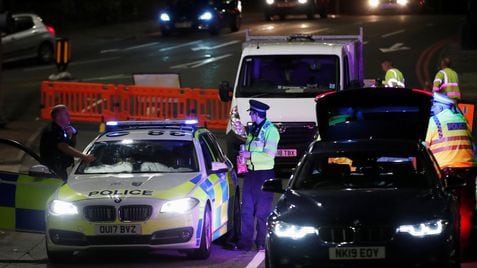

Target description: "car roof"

left=96, top=128, right=195, bottom=142
left=310, top=139, right=422, bottom=155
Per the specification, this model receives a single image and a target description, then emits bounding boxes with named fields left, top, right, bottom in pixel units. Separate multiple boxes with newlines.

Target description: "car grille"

left=318, top=226, right=393, bottom=244
left=119, top=205, right=153, bottom=222
left=274, top=122, right=317, bottom=147
left=84, top=206, right=116, bottom=222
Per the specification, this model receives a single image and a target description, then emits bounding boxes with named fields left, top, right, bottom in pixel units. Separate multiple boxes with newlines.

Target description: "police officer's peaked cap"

left=433, top=93, right=454, bottom=106
left=247, top=100, right=270, bottom=113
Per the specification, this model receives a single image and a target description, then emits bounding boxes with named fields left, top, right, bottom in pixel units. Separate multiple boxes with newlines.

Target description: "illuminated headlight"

left=368, top=0, right=380, bottom=8
left=397, top=220, right=446, bottom=237
left=160, top=13, right=171, bottom=22
left=298, top=0, right=307, bottom=4
left=199, top=11, right=213, bottom=20
left=273, top=221, right=317, bottom=239
left=397, top=0, right=408, bottom=6
left=161, top=198, right=199, bottom=213
left=49, top=200, right=78, bottom=216
left=266, top=0, right=274, bottom=5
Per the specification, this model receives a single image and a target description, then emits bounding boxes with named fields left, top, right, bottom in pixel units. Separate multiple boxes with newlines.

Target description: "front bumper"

left=265, top=2, right=315, bottom=15
left=46, top=199, right=202, bottom=251
left=266, top=232, right=455, bottom=267
left=159, top=20, right=216, bottom=32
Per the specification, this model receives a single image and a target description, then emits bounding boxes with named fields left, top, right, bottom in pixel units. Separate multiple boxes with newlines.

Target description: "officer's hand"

left=64, top=126, right=77, bottom=137
left=82, top=154, right=95, bottom=163
left=240, top=151, right=251, bottom=159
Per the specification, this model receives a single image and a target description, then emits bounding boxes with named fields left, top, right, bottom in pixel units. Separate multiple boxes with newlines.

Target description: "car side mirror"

left=28, top=165, right=56, bottom=178
left=211, top=162, right=229, bottom=173
left=444, top=176, right=467, bottom=189
left=219, top=81, right=233, bottom=102
left=262, top=178, right=284, bottom=193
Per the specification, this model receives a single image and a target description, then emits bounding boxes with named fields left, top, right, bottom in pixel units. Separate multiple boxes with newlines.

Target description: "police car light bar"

left=105, top=120, right=199, bottom=131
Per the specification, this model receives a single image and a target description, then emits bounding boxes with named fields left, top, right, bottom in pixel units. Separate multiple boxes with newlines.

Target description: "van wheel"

left=187, top=205, right=212, bottom=260
left=38, top=42, right=54, bottom=64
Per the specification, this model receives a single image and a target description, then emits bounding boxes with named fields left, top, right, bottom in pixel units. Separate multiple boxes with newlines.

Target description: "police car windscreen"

left=75, top=140, right=199, bottom=174
left=292, top=150, right=439, bottom=190
left=237, top=55, right=339, bottom=98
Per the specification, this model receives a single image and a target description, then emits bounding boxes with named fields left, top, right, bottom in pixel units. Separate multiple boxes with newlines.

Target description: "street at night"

left=1, top=0, right=477, bottom=267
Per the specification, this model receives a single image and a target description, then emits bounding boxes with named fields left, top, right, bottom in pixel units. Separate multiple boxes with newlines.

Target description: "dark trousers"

left=238, top=169, right=275, bottom=248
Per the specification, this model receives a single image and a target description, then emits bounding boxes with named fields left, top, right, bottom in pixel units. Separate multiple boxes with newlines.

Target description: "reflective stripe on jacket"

left=433, top=68, right=461, bottom=101
left=383, top=68, right=405, bottom=88
left=425, top=109, right=475, bottom=169
left=246, top=119, right=280, bottom=171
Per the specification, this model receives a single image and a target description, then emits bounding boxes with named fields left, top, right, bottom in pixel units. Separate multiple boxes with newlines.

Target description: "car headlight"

left=397, top=220, right=446, bottom=237
left=397, top=0, right=408, bottom=6
left=369, top=0, right=380, bottom=8
left=273, top=221, right=317, bottom=239
left=49, top=200, right=78, bottom=216
left=160, top=13, right=171, bottom=22
left=161, top=198, right=199, bottom=213
left=298, top=0, right=307, bottom=4
left=199, top=11, right=213, bottom=20
left=266, top=0, right=274, bottom=5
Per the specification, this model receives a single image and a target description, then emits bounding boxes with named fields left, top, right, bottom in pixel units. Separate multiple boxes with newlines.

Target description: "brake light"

left=47, top=26, right=56, bottom=36
left=412, top=88, right=432, bottom=96
left=315, top=91, right=335, bottom=101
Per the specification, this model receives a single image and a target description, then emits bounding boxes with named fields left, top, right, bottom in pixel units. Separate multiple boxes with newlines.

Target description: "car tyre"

left=230, top=15, right=241, bottom=32
left=264, top=13, right=272, bottom=21
left=46, top=241, right=73, bottom=264
left=187, top=204, right=212, bottom=260
left=37, top=42, right=54, bottom=64
left=230, top=188, right=241, bottom=242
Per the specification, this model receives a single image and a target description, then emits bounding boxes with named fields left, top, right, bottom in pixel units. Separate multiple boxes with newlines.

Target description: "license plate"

left=175, top=22, right=192, bottom=28
left=277, top=149, right=297, bottom=157
left=277, top=2, right=296, bottom=7
left=329, top=247, right=385, bottom=260
left=95, top=224, right=141, bottom=235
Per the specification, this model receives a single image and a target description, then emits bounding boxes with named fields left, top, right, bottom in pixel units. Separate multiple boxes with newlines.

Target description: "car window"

left=237, top=55, right=340, bottom=98
left=12, top=16, right=34, bottom=34
left=199, top=136, right=215, bottom=171
left=293, top=150, right=439, bottom=190
left=204, top=133, right=226, bottom=162
left=76, top=140, right=199, bottom=174
left=0, top=140, right=43, bottom=175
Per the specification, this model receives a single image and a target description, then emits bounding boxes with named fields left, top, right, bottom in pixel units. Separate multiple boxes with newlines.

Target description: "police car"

left=45, top=120, right=240, bottom=262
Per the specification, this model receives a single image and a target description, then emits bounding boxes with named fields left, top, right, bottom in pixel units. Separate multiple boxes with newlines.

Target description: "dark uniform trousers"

left=239, top=169, right=275, bottom=248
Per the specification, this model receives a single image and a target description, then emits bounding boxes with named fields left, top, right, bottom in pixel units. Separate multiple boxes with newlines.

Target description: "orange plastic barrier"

left=41, top=81, right=230, bottom=130
left=458, top=102, right=475, bottom=131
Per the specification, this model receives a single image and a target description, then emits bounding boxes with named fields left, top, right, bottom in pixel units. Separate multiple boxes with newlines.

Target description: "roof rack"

left=105, top=120, right=198, bottom=132
left=244, top=28, right=363, bottom=43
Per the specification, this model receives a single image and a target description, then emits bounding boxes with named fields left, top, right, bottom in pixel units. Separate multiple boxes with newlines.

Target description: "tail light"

left=47, top=26, right=56, bottom=36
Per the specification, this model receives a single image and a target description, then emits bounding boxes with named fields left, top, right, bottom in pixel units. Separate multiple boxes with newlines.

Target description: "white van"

left=219, top=30, right=364, bottom=176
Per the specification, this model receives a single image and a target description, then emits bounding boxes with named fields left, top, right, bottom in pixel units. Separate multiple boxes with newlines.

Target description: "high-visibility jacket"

left=383, top=68, right=405, bottom=88
left=246, top=119, right=280, bottom=171
left=433, top=68, right=461, bottom=101
left=425, top=109, right=476, bottom=169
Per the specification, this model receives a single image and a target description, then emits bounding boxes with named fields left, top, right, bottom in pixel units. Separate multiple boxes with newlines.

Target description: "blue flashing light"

left=185, top=119, right=199, bottom=125
left=106, top=121, right=118, bottom=126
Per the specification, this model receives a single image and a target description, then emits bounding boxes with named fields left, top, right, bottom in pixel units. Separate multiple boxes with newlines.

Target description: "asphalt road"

left=1, top=11, right=476, bottom=268
left=0, top=12, right=467, bottom=121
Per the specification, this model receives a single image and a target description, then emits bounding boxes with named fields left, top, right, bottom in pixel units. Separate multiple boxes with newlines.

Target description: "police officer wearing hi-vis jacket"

left=425, top=93, right=476, bottom=249
left=231, top=100, right=280, bottom=251
left=433, top=57, right=461, bottom=102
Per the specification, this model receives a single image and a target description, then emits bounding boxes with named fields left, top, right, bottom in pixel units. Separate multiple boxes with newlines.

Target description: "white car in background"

left=1, top=13, right=56, bottom=63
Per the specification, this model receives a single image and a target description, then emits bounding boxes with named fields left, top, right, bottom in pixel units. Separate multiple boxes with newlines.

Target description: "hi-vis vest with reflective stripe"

left=383, top=68, right=405, bottom=88
left=425, top=109, right=476, bottom=169
left=433, top=68, right=461, bottom=101
left=246, top=119, right=280, bottom=171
